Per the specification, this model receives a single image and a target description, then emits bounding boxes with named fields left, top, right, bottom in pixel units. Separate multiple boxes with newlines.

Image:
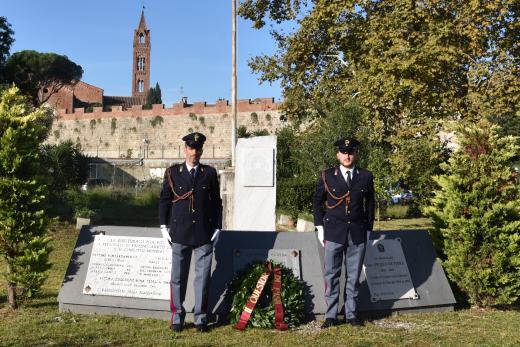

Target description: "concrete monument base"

left=58, top=226, right=456, bottom=322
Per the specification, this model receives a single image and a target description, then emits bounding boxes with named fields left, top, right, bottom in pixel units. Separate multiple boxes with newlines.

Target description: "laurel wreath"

left=227, top=262, right=305, bottom=329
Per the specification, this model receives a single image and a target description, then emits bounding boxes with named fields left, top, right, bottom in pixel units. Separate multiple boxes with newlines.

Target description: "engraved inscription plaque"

left=233, top=248, right=301, bottom=279
left=83, top=235, right=171, bottom=300
left=241, top=148, right=274, bottom=187
left=363, top=238, right=418, bottom=302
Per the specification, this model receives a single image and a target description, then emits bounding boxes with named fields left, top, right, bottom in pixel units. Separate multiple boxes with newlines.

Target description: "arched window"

left=142, top=58, right=145, bottom=71
left=138, top=80, right=144, bottom=93
left=139, top=33, right=145, bottom=44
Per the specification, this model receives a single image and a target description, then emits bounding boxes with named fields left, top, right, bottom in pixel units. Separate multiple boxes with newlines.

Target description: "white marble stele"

left=83, top=235, right=172, bottom=300
left=233, top=135, right=277, bottom=231
left=362, top=238, right=418, bottom=302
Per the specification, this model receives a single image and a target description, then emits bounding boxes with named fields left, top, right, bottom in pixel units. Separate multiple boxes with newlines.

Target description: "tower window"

left=137, top=56, right=145, bottom=71
left=139, top=33, right=145, bottom=44
left=137, top=80, right=144, bottom=93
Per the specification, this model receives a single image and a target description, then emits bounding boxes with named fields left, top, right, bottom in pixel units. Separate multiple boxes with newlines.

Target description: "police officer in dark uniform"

left=159, top=132, right=222, bottom=333
left=312, top=137, right=375, bottom=328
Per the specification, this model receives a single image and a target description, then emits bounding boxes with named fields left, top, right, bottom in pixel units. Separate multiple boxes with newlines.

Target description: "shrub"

left=252, top=129, right=269, bottom=136
left=199, top=116, right=205, bottom=126
left=277, top=177, right=315, bottom=220
left=250, top=112, right=259, bottom=123
left=189, top=112, right=197, bottom=120
left=424, top=120, right=520, bottom=307
left=40, top=140, right=89, bottom=196
left=111, top=118, right=117, bottom=135
left=0, top=87, right=53, bottom=308
left=150, top=115, right=164, bottom=127
left=237, top=125, right=250, bottom=138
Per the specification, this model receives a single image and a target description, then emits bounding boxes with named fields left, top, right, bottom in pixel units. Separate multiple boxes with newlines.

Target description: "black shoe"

left=321, top=318, right=336, bottom=329
left=345, top=317, right=363, bottom=327
left=195, top=324, right=209, bottom=333
left=171, top=324, right=183, bottom=332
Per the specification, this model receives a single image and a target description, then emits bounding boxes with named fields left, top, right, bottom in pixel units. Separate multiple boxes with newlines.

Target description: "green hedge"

left=277, top=177, right=315, bottom=219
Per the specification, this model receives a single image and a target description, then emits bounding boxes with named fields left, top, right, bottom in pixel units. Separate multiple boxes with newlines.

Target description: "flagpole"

left=231, top=0, right=237, bottom=167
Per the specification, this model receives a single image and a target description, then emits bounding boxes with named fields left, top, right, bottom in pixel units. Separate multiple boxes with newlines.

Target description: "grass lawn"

left=1, top=219, right=520, bottom=346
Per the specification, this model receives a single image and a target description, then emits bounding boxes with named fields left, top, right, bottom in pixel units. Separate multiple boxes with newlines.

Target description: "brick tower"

left=132, top=9, right=150, bottom=98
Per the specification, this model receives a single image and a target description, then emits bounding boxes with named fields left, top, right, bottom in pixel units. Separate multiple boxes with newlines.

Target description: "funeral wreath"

left=227, top=261, right=305, bottom=329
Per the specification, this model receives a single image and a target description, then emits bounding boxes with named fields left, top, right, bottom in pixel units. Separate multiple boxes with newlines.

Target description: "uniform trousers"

left=324, top=233, right=366, bottom=320
left=170, top=242, right=213, bottom=325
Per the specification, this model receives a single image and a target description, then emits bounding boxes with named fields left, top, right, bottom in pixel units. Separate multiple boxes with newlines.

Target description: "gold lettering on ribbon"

left=249, top=273, right=269, bottom=304
left=272, top=273, right=282, bottom=305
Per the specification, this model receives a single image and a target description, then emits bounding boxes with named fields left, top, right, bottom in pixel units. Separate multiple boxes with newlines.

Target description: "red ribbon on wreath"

left=234, top=261, right=289, bottom=331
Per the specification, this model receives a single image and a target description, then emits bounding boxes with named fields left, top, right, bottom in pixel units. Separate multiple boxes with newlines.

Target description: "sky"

left=2, top=0, right=287, bottom=106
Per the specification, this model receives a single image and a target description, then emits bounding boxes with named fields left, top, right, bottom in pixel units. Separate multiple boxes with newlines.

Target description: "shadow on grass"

left=21, top=292, right=59, bottom=310
left=47, top=187, right=161, bottom=227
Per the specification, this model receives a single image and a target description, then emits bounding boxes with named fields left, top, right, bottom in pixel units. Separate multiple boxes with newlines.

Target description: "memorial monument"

left=58, top=226, right=455, bottom=320
left=233, top=135, right=277, bottom=231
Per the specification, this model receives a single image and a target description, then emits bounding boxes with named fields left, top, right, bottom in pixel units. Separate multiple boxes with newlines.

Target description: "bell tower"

left=132, top=8, right=150, bottom=98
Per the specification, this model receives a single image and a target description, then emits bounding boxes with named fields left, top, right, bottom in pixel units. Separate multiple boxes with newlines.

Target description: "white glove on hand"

left=316, top=225, right=325, bottom=247
left=211, top=229, right=221, bottom=243
left=160, top=225, right=171, bottom=245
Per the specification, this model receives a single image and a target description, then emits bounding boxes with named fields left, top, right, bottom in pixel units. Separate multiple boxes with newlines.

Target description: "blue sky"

left=2, top=0, right=287, bottom=106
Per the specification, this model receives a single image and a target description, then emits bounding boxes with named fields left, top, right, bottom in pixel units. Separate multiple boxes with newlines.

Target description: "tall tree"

left=0, top=17, right=15, bottom=82
left=239, top=0, right=519, bottom=205
left=0, top=86, right=53, bottom=309
left=4, top=50, right=83, bottom=106
left=145, top=82, right=162, bottom=108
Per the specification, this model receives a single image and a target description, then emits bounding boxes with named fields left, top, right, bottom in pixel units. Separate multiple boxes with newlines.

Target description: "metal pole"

left=231, top=0, right=237, bottom=167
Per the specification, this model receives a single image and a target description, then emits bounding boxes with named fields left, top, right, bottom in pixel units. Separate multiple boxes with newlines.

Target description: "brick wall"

left=47, top=100, right=285, bottom=160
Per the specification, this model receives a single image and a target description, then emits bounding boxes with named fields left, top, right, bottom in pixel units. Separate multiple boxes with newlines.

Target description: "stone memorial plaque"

left=83, top=235, right=171, bottom=300
left=363, top=238, right=418, bottom=302
left=233, top=248, right=301, bottom=279
left=241, top=148, right=274, bottom=187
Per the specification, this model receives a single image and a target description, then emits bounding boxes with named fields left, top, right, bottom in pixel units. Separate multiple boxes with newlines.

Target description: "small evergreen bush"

left=425, top=120, right=520, bottom=307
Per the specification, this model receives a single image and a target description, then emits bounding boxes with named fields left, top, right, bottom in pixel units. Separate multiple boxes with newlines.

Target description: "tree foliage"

left=144, top=82, right=162, bottom=109
left=424, top=120, right=520, bottom=307
left=4, top=50, right=83, bottom=106
left=240, top=0, right=519, bottom=207
left=0, top=16, right=14, bottom=81
left=276, top=101, right=392, bottom=217
left=0, top=87, right=53, bottom=309
left=40, top=140, right=89, bottom=196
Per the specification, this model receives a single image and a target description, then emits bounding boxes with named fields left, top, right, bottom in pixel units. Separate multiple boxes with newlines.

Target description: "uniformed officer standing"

left=159, top=132, right=222, bottom=333
left=312, top=137, right=375, bottom=328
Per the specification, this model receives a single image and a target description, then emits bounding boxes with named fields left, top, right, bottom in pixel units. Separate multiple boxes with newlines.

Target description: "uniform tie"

left=190, top=168, right=196, bottom=181
left=346, top=170, right=352, bottom=189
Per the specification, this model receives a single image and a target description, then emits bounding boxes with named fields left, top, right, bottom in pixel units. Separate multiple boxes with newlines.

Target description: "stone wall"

left=47, top=99, right=285, bottom=160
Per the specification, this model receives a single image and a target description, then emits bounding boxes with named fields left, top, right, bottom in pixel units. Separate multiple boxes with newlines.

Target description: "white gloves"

left=160, top=225, right=171, bottom=245
left=211, top=229, right=221, bottom=243
left=316, top=225, right=324, bottom=247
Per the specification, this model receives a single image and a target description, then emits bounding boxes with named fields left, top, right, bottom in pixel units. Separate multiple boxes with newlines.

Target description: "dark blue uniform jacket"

left=312, top=166, right=375, bottom=245
left=159, top=163, right=222, bottom=246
